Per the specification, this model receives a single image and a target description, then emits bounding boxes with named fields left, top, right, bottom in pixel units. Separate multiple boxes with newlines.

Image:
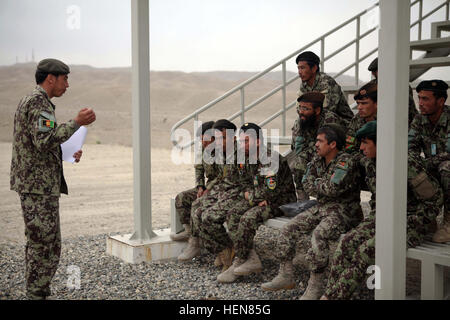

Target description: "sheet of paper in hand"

left=61, top=126, right=87, bottom=163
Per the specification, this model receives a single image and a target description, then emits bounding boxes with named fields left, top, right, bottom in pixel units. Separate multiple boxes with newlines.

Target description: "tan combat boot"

left=170, top=224, right=191, bottom=242
left=261, top=260, right=295, bottom=291
left=233, top=249, right=262, bottom=276
left=217, top=257, right=245, bottom=283
left=218, top=247, right=235, bottom=272
left=300, top=271, right=326, bottom=300
left=432, top=212, right=450, bottom=243
left=214, top=255, right=223, bottom=268
left=177, top=236, right=201, bottom=261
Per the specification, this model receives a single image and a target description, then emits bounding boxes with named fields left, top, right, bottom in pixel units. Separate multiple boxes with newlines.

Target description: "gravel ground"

left=0, top=232, right=316, bottom=300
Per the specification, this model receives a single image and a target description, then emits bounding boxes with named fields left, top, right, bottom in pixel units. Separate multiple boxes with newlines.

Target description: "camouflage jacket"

left=408, top=86, right=418, bottom=129
left=290, top=109, right=343, bottom=172
left=245, top=148, right=297, bottom=211
left=345, top=114, right=377, bottom=154
left=10, top=86, right=80, bottom=196
left=408, top=105, right=450, bottom=172
left=298, top=72, right=354, bottom=125
left=359, top=156, right=376, bottom=212
left=194, top=158, right=218, bottom=190
left=302, top=151, right=363, bottom=224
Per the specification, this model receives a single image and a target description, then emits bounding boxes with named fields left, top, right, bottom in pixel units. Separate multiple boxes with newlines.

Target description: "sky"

left=0, top=0, right=448, bottom=79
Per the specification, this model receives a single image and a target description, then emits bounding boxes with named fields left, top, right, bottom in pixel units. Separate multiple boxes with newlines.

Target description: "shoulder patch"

left=265, top=176, right=276, bottom=190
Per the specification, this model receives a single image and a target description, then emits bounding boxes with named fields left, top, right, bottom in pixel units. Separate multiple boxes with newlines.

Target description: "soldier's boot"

left=218, top=247, right=235, bottom=272
left=292, top=252, right=307, bottom=269
left=177, top=236, right=201, bottom=261
left=217, top=257, right=245, bottom=283
left=170, top=224, right=191, bottom=242
left=214, top=255, right=223, bottom=268
left=299, top=271, right=326, bottom=300
left=261, top=261, right=295, bottom=291
left=432, top=211, right=450, bottom=243
left=233, top=249, right=262, bottom=276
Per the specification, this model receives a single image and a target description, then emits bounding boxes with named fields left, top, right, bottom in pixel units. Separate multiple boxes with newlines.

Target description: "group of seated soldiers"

left=170, top=51, right=450, bottom=300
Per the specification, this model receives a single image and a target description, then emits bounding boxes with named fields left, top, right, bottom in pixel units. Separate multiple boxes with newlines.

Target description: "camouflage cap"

left=297, top=91, right=325, bottom=106
left=212, top=119, right=237, bottom=131
left=356, top=120, right=377, bottom=142
left=416, top=80, right=448, bottom=93
left=295, top=51, right=320, bottom=66
left=37, top=58, right=70, bottom=74
left=354, top=81, right=377, bottom=101
left=368, top=57, right=378, bottom=72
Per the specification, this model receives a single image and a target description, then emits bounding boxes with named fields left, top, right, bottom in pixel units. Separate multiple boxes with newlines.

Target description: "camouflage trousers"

left=286, top=151, right=308, bottom=199
left=19, top=193, right=61, bottom=299
left=438, top=160, right=450, bottom=217
left=324, top=207, right=439, bottom=300
left=175, top=187, right=198, bottom=225
left=276, top=204, right=356, bottom=272
left=227, top=200, right=281, bottom=259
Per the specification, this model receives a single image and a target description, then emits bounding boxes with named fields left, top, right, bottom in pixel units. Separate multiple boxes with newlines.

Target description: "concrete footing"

left=106, top=228, right=187, bottom=264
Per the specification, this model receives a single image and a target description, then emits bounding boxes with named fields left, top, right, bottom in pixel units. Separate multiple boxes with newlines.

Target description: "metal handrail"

left=171, top=0, right=450, bottom=149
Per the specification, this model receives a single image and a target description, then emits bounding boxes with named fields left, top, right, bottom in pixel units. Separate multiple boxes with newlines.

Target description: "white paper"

left=61, top=126, right=87, bottom=163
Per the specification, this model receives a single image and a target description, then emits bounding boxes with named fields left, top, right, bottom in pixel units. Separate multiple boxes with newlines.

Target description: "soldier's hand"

left=197, top=187, right=204, bottom=198
left=244, top=191, right=249, bottom=200
left=73, top=149, right=83, bottom=163
left=258, top=200, right=268, bottom=207
left=74, top=108, right=96, bottom=126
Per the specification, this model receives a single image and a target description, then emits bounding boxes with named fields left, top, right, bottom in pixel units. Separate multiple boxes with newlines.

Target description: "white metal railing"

left=171, top=0, right=450, bottom=149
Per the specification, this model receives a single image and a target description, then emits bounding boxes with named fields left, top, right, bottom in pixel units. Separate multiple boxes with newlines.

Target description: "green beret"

left=368, top=57, right=378, bottom=72
left=354, top=81, right=377, bottom=101
left=295, top=51, right=320, bottom=66
left=297, top=91, right=325, bottom=105
left=212, top=119, right=237, bottom=131
left=356, top=120, right=377, bottom=141
left=416, top=80, right=448, bottom=93
left=37, top=58, right=70, bottom=74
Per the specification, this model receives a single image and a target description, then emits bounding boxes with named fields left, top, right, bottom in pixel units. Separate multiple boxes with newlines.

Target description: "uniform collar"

left=420, top=105, right=449, bottom=128
left=35, top=85, right=56, bottom=110
left=302, top=72, right=322, bottom=90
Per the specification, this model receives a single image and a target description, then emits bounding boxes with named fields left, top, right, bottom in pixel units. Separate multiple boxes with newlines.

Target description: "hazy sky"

left=0, top=0, right=448, bottom=78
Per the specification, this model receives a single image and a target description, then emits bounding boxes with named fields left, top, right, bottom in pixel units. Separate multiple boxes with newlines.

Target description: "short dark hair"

left=35, top=70, right=66, bottom=84
left=317, top=125, right=346, bottom=151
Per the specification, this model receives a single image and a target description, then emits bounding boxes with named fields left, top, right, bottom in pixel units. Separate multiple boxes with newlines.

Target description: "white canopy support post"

left=130, top=0, right=156, bottom=242
left=375, top=0, right=410, bottom=299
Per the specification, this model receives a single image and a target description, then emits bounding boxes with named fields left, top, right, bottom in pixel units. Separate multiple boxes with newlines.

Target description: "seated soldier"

left=321, top=121, right=443, bottom=300
left=408, top=80, right=449, bottom=243
left=217, top=123, right=297, bottom=283
left=261, top=124, right=363, bottom=299
left=171, top=120, right=216, bottom=241
left=345, top=81, right=377, bottom=153
left=178, top=119, right=243, bottom=271
left=289, top=92, right=344, bottom=200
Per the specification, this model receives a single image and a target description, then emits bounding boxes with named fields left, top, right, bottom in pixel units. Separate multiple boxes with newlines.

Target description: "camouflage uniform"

left=408, top=85, right=419, bottom=129
left=227, top=149, right=297, bottom=259
left=174, top=159, right=217, bottom=225
left=344, top=114, right=377, bottom=154
left=275, top=152, right=364, bottom=272
left=290, top=109, right=344, bottom=194
left=298, top=72, right=354, bottom=125
left=408, top=105, right=450, bottom=214
left=324, top=155, right=443, bottom=300
left=10, top=85, right=80, bottom=299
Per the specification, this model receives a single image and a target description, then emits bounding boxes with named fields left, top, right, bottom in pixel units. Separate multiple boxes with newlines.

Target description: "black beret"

left=196, top=120, right=215, bottom=136
left=354, top=81, right=377, bottom=100
left=356, top=120, right=377, bottom=141
left=37, top=58, right=70, bottom=74
left=297, top=92, right=325, bottom=105
left=239, top=122, right=263, bottom=139
left=295, top=51, right=320, bottom=66
left=368, top=57, right=378, bottom=72
left=416, top=80, right=448, bottom=93
left=212, top=119, right=237, bottom=131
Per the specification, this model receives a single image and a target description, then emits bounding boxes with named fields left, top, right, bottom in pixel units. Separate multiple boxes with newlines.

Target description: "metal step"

left=410, top=37, right=450, bottom=51
left=410, top=56, right=450, bottom=69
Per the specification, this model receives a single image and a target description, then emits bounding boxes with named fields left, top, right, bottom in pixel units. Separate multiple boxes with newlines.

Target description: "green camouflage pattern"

left=10, top=86, right=80, bottom=196
left=20, top=193, right=61, bottom=299
left=345, top=114, right=377, bottom=154
left=298, top=72, right=354, bottom=125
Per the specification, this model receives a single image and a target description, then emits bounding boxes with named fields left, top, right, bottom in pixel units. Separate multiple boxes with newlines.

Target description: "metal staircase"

left=171, top=0, right=450, bottom=149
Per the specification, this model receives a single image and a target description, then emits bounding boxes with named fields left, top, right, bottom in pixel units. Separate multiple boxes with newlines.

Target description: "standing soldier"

left=322, top=121, right=443, bottom=300
left=10, top=58, right=96, bottom=299
left=367, top=57, right=418, bottom=129
left=217, top=123, right=297, bottom=283
left=344, top=81, right=378, bottom=153
left=296, top=51, right=354, bottom=125
left=261, top=124, right=363, bottom=299
left=408, top=80, right=450, bottom=243
left=171, top=120, right=216, bottom=241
